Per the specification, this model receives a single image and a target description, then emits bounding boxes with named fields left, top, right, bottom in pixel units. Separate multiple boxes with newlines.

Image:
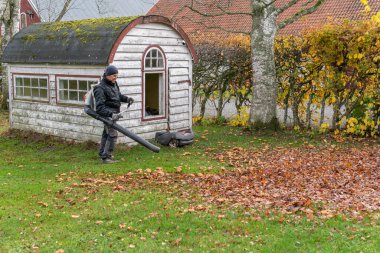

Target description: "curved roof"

left=2, top=15, right=197, bottom=65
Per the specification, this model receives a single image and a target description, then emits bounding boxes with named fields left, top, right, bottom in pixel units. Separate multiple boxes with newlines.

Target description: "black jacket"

left=94, top=78, right=129, bottom=117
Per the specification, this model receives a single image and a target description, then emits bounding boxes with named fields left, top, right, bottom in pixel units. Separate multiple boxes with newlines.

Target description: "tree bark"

left=54, top=0, right=73, bottom=22
left=199, top=96, right=208, bottom=120
left=319, top=92, right=329, bottom=126
left=249, top=1, right=278, bottom=126
left=306, top=89, right=315, bottom=129
left=1, top=0, right=19, bottom=109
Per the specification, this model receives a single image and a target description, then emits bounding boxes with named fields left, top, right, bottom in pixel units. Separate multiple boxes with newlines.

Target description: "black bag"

left=155, top=129, right=194, bottom=147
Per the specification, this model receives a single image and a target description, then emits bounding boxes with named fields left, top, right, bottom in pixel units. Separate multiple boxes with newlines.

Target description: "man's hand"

left=111, top=113, right=123, bottom=121
left=127, top=97, right=134, bottom=107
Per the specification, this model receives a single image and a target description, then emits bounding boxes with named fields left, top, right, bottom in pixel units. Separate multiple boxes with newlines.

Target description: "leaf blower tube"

left=84, top=105, right=160, bottom=153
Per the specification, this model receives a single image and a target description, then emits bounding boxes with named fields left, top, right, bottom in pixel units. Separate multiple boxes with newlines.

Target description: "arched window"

left=20, top=13, right=27, bottom=29
left=142, top=47, right=166, bottom=119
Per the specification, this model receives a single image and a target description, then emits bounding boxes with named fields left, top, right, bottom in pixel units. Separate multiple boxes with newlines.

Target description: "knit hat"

left=104, top=65, right=118, bottom=76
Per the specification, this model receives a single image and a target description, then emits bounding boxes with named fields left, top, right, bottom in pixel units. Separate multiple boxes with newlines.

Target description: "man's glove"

left=127, top=97, right=134, bottom=107
left=111, top=113, right=123, bottom=121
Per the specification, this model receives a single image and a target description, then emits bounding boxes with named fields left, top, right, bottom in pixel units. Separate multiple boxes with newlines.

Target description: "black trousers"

left=99, top=124, right=118, bottom=159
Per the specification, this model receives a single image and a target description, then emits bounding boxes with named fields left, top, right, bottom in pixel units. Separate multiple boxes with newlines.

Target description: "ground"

left=0, top=111, right=379, bottom=252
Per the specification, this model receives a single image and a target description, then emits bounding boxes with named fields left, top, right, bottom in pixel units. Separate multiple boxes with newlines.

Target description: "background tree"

left=0, top=0, right=19, bottom=109
left=33, top=0, right=78, bottom=22
left=173, top=0, right=326, bottom=128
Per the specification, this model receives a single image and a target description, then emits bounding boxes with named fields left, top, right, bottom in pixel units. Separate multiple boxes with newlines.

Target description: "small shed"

left=2, top=15, right=197, bottom=144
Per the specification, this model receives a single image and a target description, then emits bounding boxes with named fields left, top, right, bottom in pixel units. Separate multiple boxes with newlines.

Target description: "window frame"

left=20, top=12, right=27, bottom=29
left=142, top=45, right=167, bottom=121
left=56, top=75, right=100, bottom=105
left=13, top=74, right=49, bottom=102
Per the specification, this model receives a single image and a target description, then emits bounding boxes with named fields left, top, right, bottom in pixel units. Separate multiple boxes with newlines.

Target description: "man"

left=94, top=65, right=134, bottom=164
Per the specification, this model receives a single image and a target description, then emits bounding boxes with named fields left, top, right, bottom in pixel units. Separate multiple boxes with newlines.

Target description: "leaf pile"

left=73, top=145, right=379, bottom=215
left=202, top=145, right=379, bottom=213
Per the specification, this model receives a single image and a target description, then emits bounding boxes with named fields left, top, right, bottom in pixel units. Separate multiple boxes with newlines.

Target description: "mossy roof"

left=2, top=16, right=139, bottom=65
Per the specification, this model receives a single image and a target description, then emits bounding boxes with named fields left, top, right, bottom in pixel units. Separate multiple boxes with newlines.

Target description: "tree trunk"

left=283, top=90, right=290, bottom=125
left=292, top=102, right=301, bottom=127
left=216, top=88, right=224, bottom=118
left=319, top=92, right=329, bottom=126
left=332, top=100, right=340, bottom=130
left=306, top=89, right=315, bottom=129
left=199, top=96, right=208, bottom=120
left=249, top=2, right=278, bottom=126
left=1, top=0, right=19, bottom=109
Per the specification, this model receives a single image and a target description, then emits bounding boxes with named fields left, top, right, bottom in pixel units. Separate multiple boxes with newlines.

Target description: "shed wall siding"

left=111, top=23, right=193, bottom=141
left=8, top=64, right=104, bottom=142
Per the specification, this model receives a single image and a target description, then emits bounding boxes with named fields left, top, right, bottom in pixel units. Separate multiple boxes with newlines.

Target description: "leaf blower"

left=84, top=85, right=160, bottom=153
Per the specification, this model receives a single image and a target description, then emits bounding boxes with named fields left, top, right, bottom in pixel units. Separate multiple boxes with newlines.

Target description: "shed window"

left=57, top=77, right=99, bottom=104
left=14, top=75, right=48, bottom=101
left=143, top=47, right=166, bottom=119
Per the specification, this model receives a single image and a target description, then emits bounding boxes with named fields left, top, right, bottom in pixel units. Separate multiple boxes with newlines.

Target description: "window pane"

left=79, top=91, right=87, bottom=101
left=40, top=89, right=47, bottom=98
left=152, top=59, right=157, bottom=68
left=60, top=90, right=68, bottom=100
left=69, top=91, right=78, bottom=101
left=31, top=88, right=39, bottom=97
left=152, top=49, right=157, bottom=57
left=78, top=80, right=87, bottom=91
left=60, top=80, right=68, bottom=89
left=69, top=80, right=77, bottom=90
left=32, top=78, right=39, bottom=87
left=16, top=86, right=23, bottom=96
left=16, top=77, right=23, bottom=87
left=24, top=78, right=31, bottom=87
left=40, top=78, right=47, bottom=88
left=145, top=58, right=151, bottom=68
left=24, top=87, right=31, bottom=96
left=158, top=59, right=163, bottom=67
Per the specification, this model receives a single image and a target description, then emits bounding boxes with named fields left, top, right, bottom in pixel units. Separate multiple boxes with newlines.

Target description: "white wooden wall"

left=7, top=22, right=193, bottom=144
left=7, top=64, right=104, bottom=142
left=112, top=23, right=193, bottom=144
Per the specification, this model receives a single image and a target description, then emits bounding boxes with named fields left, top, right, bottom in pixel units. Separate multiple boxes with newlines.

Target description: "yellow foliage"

left=228, top=107, right=249, bottom=127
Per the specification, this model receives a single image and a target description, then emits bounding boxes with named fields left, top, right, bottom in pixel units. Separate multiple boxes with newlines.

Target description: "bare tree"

left=172, top=0, right=326, bottom=128
left=0, top=0, right=19, bottom=108
left=95, top=0, right=111, bottom=15
left=54, top=0, right=75, bottom=22
left=33, top=0, right=78, bottom=22
left=0, top=0, right=19, bottom=51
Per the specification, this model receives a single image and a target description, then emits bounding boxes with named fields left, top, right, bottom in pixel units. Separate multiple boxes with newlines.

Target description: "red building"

left=19, top=0, right=41, bottom=30
left=0, top=0, right=41, bottom=37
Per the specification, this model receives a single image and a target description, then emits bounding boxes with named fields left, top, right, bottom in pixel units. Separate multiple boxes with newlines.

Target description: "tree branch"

left=54, top=0, right=74, bottom=22
left=180, top=15, right=250, bottom=35
left=277, top=0, right=326, bottom=29
left=275, top=0, right=300, bottom=15
left=182, top=0, right=252, bottom=18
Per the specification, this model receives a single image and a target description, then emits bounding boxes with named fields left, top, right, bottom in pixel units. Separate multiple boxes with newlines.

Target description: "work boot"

left=101, top=158, right=119, bottom=164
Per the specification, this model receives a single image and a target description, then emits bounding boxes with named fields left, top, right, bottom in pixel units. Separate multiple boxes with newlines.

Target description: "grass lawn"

left=0, top=110, right=379, bottom=252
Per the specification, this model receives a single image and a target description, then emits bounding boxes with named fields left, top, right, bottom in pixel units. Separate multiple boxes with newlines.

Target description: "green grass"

left=0, top=113, right=379, bottom=252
